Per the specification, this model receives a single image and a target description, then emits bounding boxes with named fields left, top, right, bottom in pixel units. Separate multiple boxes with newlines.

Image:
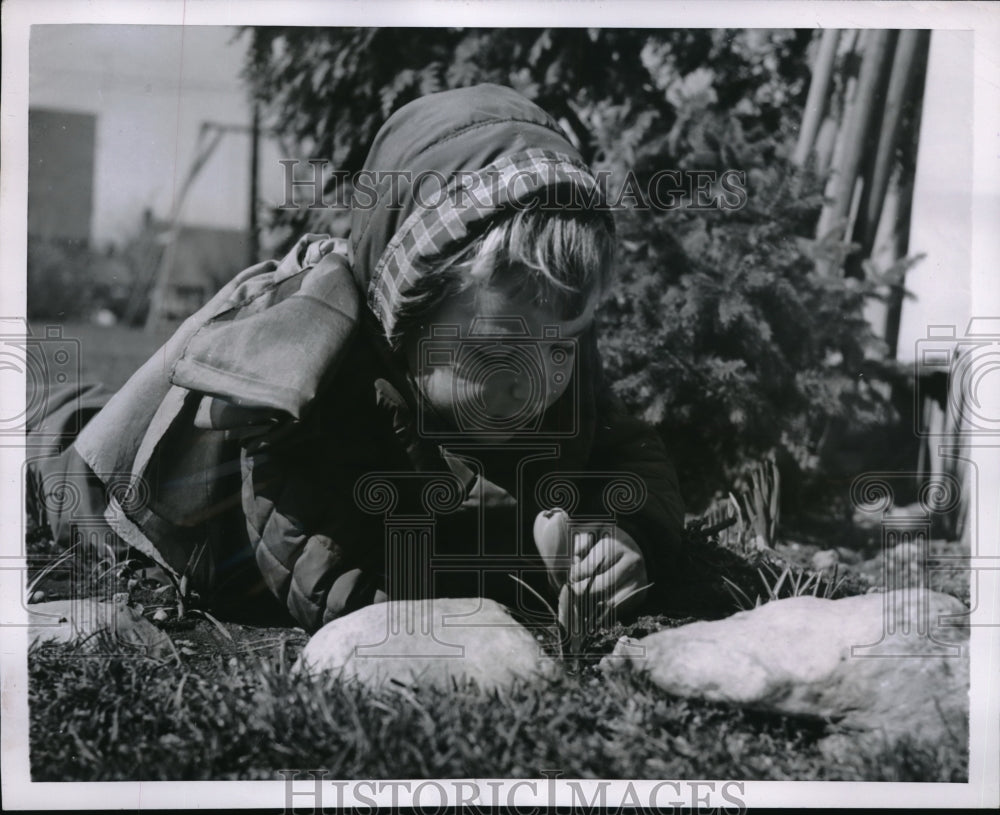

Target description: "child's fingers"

left=571, top=530, right=596, bottom=562
left=571, top=524, right=614, bottom=562
left=568, top=533, right=621, bottom=584
left=571, top=537, right=646, bottom=592
left=571, top=564, right=619, bottom=597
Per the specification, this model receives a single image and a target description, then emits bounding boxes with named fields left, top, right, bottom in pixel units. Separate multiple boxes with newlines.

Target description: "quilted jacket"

left=72, top=84, right=685, bottom=631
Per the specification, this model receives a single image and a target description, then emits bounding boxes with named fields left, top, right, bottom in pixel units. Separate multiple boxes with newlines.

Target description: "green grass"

left=25, top=554, right=966, bottom=786
left=25, top=530, right=968, bottom=784
left=27, top=637, right=967, bottom=783
left=30, top=320, right=169, bottom=392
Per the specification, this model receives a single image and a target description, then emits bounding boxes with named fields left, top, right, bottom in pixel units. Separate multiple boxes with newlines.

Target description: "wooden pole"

left=248, top=100, right=260, bottom=267
left=883, top=32, right=931, bottom=359
left=848, top=29, right=928, bottom=276
left=813, top=30, right=859, bottom=177
left=815, top=30, right=895, bottom=273
left=793, top=29, right=841, bottom=167
left=812, top=116, right=838, bottom=177
left=815, top=30, right=864, bottom=252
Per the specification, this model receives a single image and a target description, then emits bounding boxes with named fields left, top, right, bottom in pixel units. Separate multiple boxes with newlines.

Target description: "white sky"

left=896, top=29, right=975, bottom=361
left=29, top=25, right=284, bottom=245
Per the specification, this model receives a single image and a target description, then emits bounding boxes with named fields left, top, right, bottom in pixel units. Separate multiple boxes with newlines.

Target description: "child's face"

left=402, top=276, right=598, bottom=438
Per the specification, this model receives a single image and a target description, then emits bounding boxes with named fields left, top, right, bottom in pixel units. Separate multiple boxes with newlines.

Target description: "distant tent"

left=142, top=218, right=249, bottom=331
left=135, top=117, right=256, bottom=331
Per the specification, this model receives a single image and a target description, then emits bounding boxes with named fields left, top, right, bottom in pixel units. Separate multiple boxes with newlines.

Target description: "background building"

left=27, top=108, right=96, bottom=246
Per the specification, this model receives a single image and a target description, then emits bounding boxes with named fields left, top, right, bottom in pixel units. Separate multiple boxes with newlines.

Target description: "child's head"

left=397, top=205, right=614, bottom=436
left=349, top=83, right=616, bottom=436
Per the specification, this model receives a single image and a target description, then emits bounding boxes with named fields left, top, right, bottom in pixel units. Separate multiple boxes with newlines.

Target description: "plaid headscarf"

left=348, top=85, right=612, bottom=341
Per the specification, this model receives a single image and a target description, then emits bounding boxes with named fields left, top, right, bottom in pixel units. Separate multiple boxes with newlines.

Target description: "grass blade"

left=27, top=543, right=81, bottom=596
left=190, top=608, right=234, bottom=641
left=507, top=573, right=558, bottom=625
left=722, top=576, right=755, bottom=611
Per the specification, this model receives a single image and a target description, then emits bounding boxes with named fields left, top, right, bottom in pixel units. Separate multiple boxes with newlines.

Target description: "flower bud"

left=533, top=507, right=570, bottom=585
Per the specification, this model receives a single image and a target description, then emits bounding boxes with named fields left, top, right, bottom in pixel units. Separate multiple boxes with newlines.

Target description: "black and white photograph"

left=1, top=0, right=998, bottom=810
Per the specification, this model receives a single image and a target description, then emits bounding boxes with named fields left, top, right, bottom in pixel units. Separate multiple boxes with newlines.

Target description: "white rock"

left=835, top=546, right=863, bottom=565
left=28, top=597, right=176, bottom=661
left=92, top=308, right=117, bottom=327
left=887, top=540, right=921, bottom=562
left=603, top=590, right=968, bottom=756
left=810, top=548, right=840, bottom=574
left=295, top=597, right=556, bottom=691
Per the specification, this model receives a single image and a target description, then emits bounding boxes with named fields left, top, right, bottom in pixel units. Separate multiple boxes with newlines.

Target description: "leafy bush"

left=27, top=237, right=96, bottom=320
left=598, top=158, right=908, bottom=510
left=242, top=29, right=813, bottom=247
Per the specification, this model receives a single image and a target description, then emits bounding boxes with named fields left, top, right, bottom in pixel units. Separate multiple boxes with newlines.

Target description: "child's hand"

left=568, top=524, right=648, bottom=614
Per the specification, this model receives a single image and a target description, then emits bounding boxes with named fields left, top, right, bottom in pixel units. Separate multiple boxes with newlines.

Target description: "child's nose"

left=481, top=370, right=538, bottom=416
left=508, top=375, right=530, bottom=401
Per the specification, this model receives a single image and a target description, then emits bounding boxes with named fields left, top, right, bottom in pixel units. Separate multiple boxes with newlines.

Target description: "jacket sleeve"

left=582, top=331, right=686, bottom=597
left=240, top=430, right=386, bottom=632
left=236, top=362, right=428, bottom=631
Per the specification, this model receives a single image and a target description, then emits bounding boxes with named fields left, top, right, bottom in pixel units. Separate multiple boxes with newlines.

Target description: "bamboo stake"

left=850, top=30, right=927, bottom=271
left=813, top=116, right=839, bottom=176
left=817, top=29, right=861, bottom=175
left=814, top=29, right=864, bottom=271
left=793, top=29, right=841, bottom=167
left=815, top=30, right=895, bottom=273
left=860, top=163, right=902, bottom=335
left=838, top=29, right=896, bottom=218
left=883, top=31, right=931, bottom=358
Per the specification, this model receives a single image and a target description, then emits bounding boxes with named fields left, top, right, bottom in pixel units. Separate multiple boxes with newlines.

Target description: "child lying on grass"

left=34, top=84, right=685, bottom=632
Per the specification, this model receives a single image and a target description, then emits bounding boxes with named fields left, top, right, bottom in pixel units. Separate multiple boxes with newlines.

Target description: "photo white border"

left=2, top=0, right=998, bottom=809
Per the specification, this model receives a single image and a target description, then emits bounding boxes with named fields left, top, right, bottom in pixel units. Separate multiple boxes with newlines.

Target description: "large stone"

left=28, top=595, right=177, bottom=661
left=295, top=597, right=556, bottom=691
left=852, top=539, right=971, bottom=605
left=603, top=590, right=969, bottom=757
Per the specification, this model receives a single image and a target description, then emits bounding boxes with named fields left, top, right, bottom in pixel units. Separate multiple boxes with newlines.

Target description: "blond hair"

left=391, top=207, right=614, bottom=346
